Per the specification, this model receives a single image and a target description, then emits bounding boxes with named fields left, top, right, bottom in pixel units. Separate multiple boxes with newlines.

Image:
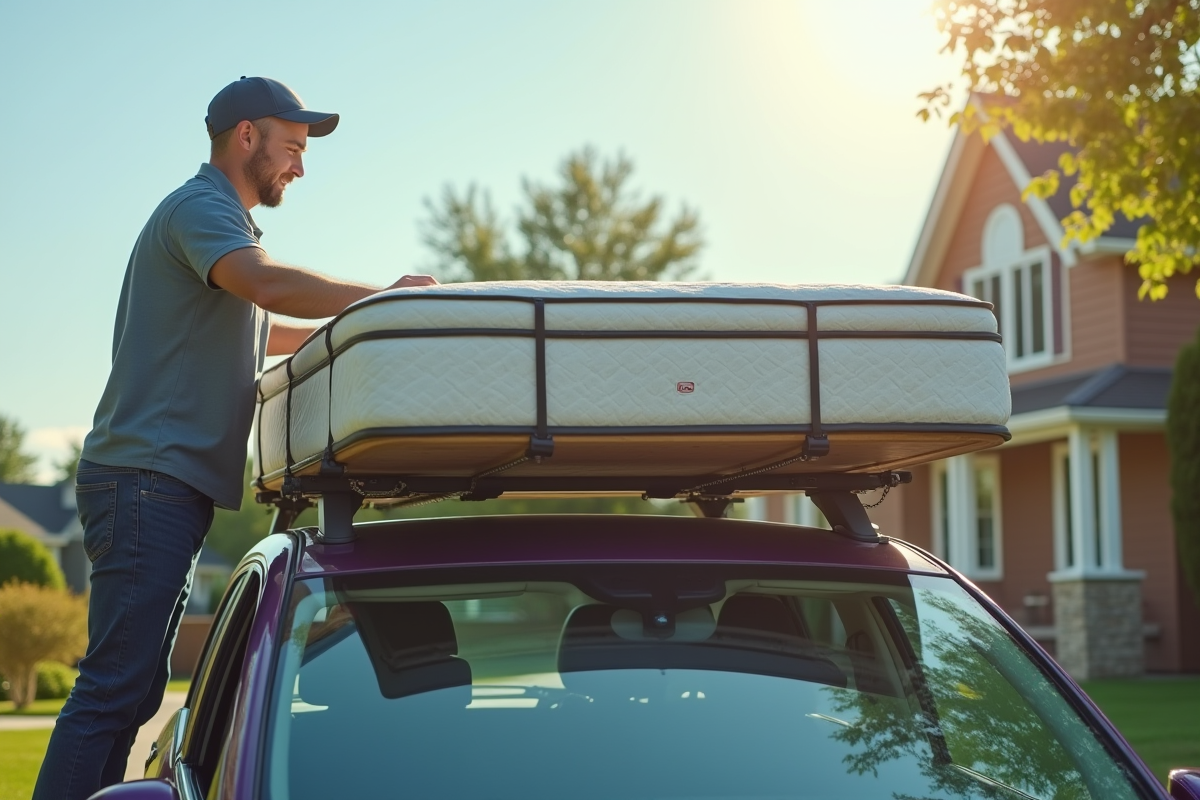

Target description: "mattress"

left=252, top=281, right=1011, bottom=493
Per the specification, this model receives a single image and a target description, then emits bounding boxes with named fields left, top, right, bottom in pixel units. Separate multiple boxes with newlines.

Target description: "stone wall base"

left=1050, top=576, right=1144, bottom=680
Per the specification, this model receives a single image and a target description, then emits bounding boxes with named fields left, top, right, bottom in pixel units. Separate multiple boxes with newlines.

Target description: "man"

left=33, top=77, right=437, bottom=800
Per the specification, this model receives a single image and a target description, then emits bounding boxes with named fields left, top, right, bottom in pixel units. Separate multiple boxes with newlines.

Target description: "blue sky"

left=0, top=0, right=964, bottom=481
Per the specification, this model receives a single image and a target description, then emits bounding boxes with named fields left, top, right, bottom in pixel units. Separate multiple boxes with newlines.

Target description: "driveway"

left=125, top=691, right=188, bottom=781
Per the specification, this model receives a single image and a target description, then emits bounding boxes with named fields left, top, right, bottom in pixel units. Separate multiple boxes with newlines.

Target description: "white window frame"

left=964, top=244, right=1056, bottom=373
left=930, top=456, right=1003, bottom=580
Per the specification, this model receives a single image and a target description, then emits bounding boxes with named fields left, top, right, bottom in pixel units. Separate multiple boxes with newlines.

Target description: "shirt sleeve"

left=168, top=192, right=263, bottom=287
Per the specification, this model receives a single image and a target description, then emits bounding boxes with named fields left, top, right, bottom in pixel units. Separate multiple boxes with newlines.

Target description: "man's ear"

left=235, top=120, right=256, bottom=153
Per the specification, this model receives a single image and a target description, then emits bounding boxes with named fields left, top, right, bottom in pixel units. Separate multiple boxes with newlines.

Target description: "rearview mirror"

left=1169, top=768, right=1200, bottom=800
left=87, top=779, right=180, bottom=800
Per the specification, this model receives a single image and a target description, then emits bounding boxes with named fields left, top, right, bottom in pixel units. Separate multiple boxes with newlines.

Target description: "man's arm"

left=267, top=320, right=320, bottom=356
left=209, top=246, right=437, bottom=319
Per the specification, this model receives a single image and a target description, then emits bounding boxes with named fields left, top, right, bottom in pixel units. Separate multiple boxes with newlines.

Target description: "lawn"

left=0, top=698, right=71, bottom=716
left=0, top=729, right=52, bottom=800
left=1081, top=676, right=1200, bottom=786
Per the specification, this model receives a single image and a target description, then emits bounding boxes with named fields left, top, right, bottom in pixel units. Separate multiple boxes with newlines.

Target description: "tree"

left=0, top=528, right=66, bottom=590
left=922, top=0, right=1200, bottom=300
left=55, top=440, right=83, bottom=484
left=422, top=147, right=703, bottom=283
left=1167, top=323, right=1200, bottom=604
left=0, top=414, right=37, bottom=483
left=0, top=582, right=87, bottom=708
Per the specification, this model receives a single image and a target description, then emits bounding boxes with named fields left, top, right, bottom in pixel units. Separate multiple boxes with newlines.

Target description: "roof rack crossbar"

left=264, top=470, right=910, bottom=505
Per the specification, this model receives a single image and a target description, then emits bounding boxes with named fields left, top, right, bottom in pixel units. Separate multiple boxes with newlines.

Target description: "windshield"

left=265, top=566, right=1143, bottom=800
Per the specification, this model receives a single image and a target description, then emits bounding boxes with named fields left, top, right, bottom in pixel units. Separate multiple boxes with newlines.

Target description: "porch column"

left=1050, top=425, right=1144, bottom=680
left=1066, top=425, right=1098, bottom=571
left=1097, top=428, right=1124, bottom=570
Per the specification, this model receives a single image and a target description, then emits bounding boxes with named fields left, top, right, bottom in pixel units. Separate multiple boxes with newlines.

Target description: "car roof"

left=292, top=514, right=947, bottom=578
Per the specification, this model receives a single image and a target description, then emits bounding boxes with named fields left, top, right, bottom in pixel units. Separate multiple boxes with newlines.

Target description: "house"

left=751, top=107, right=1200, bottom=678
left=0, top=479, right=232, bottom=613
left=0, top=480, right=89, bottom=593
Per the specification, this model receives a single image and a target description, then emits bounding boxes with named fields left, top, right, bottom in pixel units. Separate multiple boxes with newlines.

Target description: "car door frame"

left=160, top=532, right=297, bottom=799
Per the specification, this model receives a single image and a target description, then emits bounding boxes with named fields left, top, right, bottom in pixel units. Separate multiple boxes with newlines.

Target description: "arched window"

left=965, top=204, right=1055, bottom=370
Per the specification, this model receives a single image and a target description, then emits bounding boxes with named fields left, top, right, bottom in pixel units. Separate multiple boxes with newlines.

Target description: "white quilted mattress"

left=253, top=282, right=1011, bottom=488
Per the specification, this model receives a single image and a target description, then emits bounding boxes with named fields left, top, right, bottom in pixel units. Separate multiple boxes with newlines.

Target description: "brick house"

left=753, top=115, right=1200, bottom=678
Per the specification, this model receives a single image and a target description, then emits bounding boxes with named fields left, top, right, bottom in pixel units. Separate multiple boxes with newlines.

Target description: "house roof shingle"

left=0, top=482, right=74, bottom=534
left=1010, top=364, right=1172, bottom=416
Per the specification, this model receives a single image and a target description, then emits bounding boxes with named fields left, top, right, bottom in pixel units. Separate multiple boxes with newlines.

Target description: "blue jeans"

left=34, top=460, right=214, bottom=800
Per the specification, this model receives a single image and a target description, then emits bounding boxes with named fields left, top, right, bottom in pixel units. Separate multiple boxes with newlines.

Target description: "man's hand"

left=388, top=275, right=439, bottom=290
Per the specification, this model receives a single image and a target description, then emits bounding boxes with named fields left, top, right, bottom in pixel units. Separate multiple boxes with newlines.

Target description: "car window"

left=263, top=567, right=1145, bottom=800
left=182, top=568, right=261, bottom=797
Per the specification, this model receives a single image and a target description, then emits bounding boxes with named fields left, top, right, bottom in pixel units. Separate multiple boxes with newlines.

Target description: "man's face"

left=244, top=118, right=308, bottom=208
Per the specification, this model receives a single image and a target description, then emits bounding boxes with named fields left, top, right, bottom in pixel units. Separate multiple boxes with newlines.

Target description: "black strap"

left=805, top=303, right=830, bottom=459
left=319, top=325, right=344, bottom=475
left=283, top=359, right=296, bottom=477
left=255, top=380, right=266, bottom=488
left=527, top=298, right=554, bottom=458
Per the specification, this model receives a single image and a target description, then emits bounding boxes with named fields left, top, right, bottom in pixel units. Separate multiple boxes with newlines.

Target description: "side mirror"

left=87, top=779, right=180, bottom=800
left=1169, top=769, right=1200, bottom=800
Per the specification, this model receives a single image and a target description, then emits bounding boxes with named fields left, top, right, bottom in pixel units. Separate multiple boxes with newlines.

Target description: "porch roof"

left=1010, top=364, right=1172, bottom=416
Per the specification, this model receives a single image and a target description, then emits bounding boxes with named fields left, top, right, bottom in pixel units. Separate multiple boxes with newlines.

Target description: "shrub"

left=1168, top=324, right=1200, bottom=605
left=36, top=661, right=77, bottom=699
left=0, top=662, right=78, bottom=702
left=0, top=583, right=87, bottom=708
left=0, top=528, right=66, bottom=590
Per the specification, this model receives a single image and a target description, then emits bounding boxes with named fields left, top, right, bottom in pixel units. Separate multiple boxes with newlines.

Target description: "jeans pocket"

left=76, top=480, right=118, bottom=562
left=143, top=471, right=203, bottom=503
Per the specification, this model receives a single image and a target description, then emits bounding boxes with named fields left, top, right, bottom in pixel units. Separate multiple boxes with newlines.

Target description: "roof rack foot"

left=268, top=497, right=312, bottom=535
left=317, top=492, right=361, bottom=544
left=687, top=497, right=738, bottom=519
left=809, top=491, right=880, bottom=543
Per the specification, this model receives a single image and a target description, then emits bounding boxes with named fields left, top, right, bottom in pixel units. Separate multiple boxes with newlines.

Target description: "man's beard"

left=244, top=144, right=286, bottom=207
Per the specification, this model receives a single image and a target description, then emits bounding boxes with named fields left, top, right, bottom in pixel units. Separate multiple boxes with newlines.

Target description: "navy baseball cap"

left=206, top=77, right=339, bottom=139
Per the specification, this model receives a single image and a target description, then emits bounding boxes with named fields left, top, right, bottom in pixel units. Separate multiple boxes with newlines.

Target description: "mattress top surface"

left=345, top=281, right=980, bottom=303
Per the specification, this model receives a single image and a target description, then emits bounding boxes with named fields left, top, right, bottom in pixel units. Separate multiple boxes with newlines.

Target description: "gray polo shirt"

left=83, top=163, right=270, bottom=510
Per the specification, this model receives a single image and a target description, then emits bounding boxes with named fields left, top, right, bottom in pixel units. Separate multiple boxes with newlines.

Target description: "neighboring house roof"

left=1010, top=364, right=1172, bottom=416
left=1005, top=136, right=1143, bottom=240
left=0, top=481, right=75, bottom=534
left=0, top=495, right=48, bottom=536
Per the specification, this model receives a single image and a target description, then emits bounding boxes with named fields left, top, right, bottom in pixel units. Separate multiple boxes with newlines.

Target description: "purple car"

left=93, top=509, right=1199, bottom=800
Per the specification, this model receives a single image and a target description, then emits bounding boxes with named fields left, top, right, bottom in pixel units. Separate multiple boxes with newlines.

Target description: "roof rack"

left=255, top=469, right=911, bottom=546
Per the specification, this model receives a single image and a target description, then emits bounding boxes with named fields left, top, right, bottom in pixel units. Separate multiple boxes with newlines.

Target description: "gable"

left=934, top=144, right=1051, bottom=293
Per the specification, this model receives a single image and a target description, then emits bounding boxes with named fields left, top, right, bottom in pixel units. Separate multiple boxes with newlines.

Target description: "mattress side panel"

left=820, top=339, right=1011, bottom=425
left=543, top=303, right=807, bottom=332
left=545, top=339, right=811, bottom=426
left=330, top=299, right=535, bottom=350
left=289, top=366, right=331, bottom=465
left=258, top=393, right=289, bottom=476
left=329, top=337, right=537, bottom=440
left=817, top=304, right=996, bottom=333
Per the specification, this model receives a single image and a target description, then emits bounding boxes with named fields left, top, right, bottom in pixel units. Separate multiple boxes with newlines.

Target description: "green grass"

left=0, top=698, right=67, bottom=716
left=1081, top=676, right=1200, bottom=786
left=166, top=678, right=192, bottom=694
left=0, top=729, right=52, bottom=800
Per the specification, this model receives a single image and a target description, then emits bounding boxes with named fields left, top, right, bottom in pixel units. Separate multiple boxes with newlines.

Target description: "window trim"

left=930, top=456, right=1003, bottom=581
left=964, top=244, right=1058, bottom=374
left=971, top=454, right=1003, bottom=581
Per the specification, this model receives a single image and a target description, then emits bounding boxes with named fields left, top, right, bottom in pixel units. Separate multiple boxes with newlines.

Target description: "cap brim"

left=275, top=109, right=339, bottom=137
